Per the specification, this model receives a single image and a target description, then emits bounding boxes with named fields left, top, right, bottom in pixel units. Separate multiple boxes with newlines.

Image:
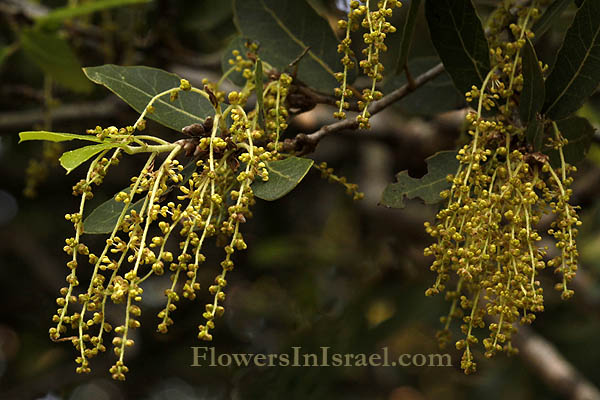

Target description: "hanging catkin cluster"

left=335, top=0, right=401, bottom=127
left=47, top=41, right=364, bottom=380
left=424, top=2, right=580, bottom=374
left=48, top=46, right=286, bottom=379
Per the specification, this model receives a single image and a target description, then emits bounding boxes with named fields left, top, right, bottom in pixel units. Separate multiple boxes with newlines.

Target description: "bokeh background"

left=1, top=1, right=599, bottom=399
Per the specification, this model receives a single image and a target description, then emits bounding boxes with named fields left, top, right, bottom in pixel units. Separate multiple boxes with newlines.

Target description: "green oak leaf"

left=543, top=0, right=600, bottom=120
left=252, top=156, right=314, bottom=201
left=233, top=0, right=348, bottom=93
left=425, top=0, right=490, bottom=96
left=380, top=151, right=459, bottom=209
left=20, top=29, right=92, bottom=93
left=59, top=142, right=123, bottom=174
left=19, top=131, right=103, bottom=143
left=519, top=39, right=545, bottom=126
left=395, top=0, right=422, bottom=74
left=83, top=65, right=214, bottom=131
left=526, top=118, right=545, bottom=152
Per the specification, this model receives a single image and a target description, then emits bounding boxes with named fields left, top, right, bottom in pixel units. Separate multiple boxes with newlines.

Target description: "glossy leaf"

left=395, top=0, right=422, bottom=73
left=59, top=143, right=123, bottom=174
left=384, top=57, right=464, bottom=116
left=548, top=116, right=595, bottom=166
left=380, top=151, right=459, bottom=209
left=252, top=156, right=314, bottom=201
left=532, top=0, right=573, bottom=40
left=233, top=0, right=346, bottom=93
left=83, top=189, right=144, bottom=234
left=83, top=65, right=214, bottom=131
left=519, top=39, right=545, bottom=125
left=19, top=131, right=102, bottom=143
left=36, top=0, right=150, bottom=27
left=20, top=29, right=92, bottom=93
left=543, top=0, right=600, bottom=120
left=425, top=0, right=490, bottom=96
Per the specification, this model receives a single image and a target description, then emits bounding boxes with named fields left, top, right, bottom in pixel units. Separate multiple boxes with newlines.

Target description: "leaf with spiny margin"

left=19, top=131, right=103, bottom=143
left=519, top=39, right=545, bottom=126
left=233, top=0, right=348, bottom=93
left=59, top=142, right=123, bottom=174
left=532, top=0, right=572, bottom=40
left=424, top=0, right=490, bottom=96
left=395, top=0, right=422, bottom=74
left=83, top=65, right=214, bottom=132
left=83, top=161, right=197, bottom=234
left=548, top=116, right=595, bottom=167
left=255, top=58, right=265, bottom=129
left=35, top=0, right=150, bottom=28
left=543, top=0, right=600, bottom=120
left=20, top=29, right=92, bottom=93
left=252, top=156, right=314, bottom=201
left=380, top=151, right=459, bottom=209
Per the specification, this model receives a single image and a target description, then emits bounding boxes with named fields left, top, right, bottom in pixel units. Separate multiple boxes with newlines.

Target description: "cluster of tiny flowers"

left=227, top=42, right=259, bottom=82
left=263, top=72, right=293, bottom=147
left=49, top=67, right=274, bottom=379
left=334, top=0, right=400, bottom=127
left=48, top=35, right=370, bottom=378
left=424, top=3, right=580, bottom=374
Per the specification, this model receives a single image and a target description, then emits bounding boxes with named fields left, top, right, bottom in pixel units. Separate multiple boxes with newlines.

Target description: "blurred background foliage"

left=1, top=0, right=599, bottom=399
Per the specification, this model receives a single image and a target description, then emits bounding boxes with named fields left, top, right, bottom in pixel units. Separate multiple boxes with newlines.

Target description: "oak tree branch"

left=284, top=63, right=446, bottom=154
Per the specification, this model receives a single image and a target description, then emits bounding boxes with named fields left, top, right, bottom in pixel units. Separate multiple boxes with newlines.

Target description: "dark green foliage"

left=233, top=0, right=347, bottom=93
left=543, top=0, right=600, bottom=119
left=519, top=39, right=545, bottom=125
left=395, top=0, right=422, bottom=74
left=425, top=0, right=490, bottom=95
left=84, top=65, right=214, bottom=131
